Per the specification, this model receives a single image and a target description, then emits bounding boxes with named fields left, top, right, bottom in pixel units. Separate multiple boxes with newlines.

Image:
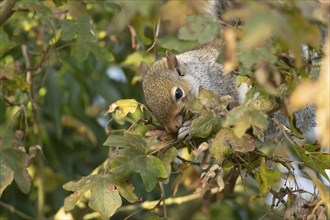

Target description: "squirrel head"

left=141, top=51, right=190, bottom=134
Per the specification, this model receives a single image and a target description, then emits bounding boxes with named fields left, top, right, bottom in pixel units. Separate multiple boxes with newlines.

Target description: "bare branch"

left=0, top=0, right=19, bottom=27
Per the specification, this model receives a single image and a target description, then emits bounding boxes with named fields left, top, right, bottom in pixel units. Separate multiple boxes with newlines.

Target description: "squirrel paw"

left=177, top=120, right=192, bottom=141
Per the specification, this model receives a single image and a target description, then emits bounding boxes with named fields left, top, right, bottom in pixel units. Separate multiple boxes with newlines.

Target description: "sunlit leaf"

left=89, top=177, right=122, bottom=219
left=107, top=99, right=139, bottom=121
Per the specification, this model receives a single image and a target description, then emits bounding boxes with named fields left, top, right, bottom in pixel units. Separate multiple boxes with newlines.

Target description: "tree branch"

left=0, top=0, right=19, bottom=27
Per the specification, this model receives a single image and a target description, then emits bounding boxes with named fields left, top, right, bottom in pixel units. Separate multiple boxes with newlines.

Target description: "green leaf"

left=191, top=111, right=222, bottom=138
left=63, top=175, right=101, bottom=211
left=255, top=158, right=281, bottom=196
left=13, top=0, right=52, bottom=22
left=111, top=152, right=168, bottom=192
left=292, top=145, right=330, bottom=181
left=60, top=19, right=76, bottom=41
left=71, top=40, right=91, bottom=61
left=103, top=134, right=147, bottom=153
left=43, top=71, right=62, bottom=137
left=224, top=106, right=269, bottom=141
left=60, top=15, right=97, bottom=42
left=0, top=148, right=31, bottom=194
left=89, top=177, right=122, bottom=219
left=239, top=46, right=277, bottom=73
left=159, top=148, right=178, bottom=183
left=0, top=163, right=14, bottom=197
left=178, top=15, right=219, bottom=44
left=111, top=178, right=138, bottom=203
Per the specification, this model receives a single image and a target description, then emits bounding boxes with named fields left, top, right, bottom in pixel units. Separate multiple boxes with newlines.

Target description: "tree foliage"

left=0, top=0, right=329, bottom=219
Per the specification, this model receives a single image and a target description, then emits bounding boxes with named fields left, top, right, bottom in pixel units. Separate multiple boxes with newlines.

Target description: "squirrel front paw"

left=177, top=120, right=192, bottom=141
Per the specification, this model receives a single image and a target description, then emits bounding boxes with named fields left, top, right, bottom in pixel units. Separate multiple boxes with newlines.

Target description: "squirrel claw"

left=177, top=120, right=192, bottom=141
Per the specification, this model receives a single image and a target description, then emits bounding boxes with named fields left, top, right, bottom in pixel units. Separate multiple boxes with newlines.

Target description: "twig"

left=127, top=24, right=138, bottom=49
left=0, top=201, right=34, bottom=220
left=21, top=44, right=45, bottom=219
left=158, top=182, right=167, bottom=217
left=146, top=17, right=161, bottom=59
left=177, top=155, right=201, bottom=166
left=0, top=93, right=20, bottom=106
left=84, top=186, right=225, bottom=219
left=0, top=0, right=19, bottom=26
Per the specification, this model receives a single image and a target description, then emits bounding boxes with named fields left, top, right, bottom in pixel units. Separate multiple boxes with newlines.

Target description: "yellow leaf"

left=107, top=99, right=139, bottom=121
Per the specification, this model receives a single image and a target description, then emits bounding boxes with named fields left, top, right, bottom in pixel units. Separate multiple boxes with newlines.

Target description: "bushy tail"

left=209, top=0, right=242, bottom=28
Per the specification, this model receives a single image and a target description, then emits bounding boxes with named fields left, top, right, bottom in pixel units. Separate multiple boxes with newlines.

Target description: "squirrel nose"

left=165, top=115, right=184, bottom=134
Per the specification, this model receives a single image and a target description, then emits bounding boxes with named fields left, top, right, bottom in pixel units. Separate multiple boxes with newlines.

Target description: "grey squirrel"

left=140, top=0, right=316, bottom=141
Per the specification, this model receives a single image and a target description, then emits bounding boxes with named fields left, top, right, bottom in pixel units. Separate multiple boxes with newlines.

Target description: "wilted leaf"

left=0, top=148, right=31, bottom=194
left=191, top=111, right=222, bottom=138
left=255, top=158, right=281, bottom=197
left=89, top=177, right=122, bottom=219
left=224, top=106, right=269, bottom=141
left=210, top=128, right=256, bottom=163
left=197, top=164, right=224, bottom=196
left=192, top=142, right=209, bottom=158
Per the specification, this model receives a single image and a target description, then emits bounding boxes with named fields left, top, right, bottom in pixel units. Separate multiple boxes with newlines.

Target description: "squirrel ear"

left=140, top=61, right=149, bottom=75
left=165, top=51, right=179, bottom=71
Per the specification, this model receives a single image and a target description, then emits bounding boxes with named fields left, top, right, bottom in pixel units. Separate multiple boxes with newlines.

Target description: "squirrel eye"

left=171, top=87, right=185, bottom=102
left=175, top=88, right=183, bottom=100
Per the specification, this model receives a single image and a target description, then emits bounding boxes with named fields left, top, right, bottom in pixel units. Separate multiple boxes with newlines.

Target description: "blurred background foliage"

left=0, top=0, right=329, bottom=219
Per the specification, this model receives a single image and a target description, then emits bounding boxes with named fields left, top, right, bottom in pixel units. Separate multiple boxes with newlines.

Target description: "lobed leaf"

left=110, top=151, right=168, bottom=192
left=103, top=133, right=147, bottom=153
left=191, top=111, right=222, bottom=138
left=292, top=145, right=330, bottom=181
left=0, top=148, right=31, bottom=194
left=89, top=178, right=122, bottom=219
